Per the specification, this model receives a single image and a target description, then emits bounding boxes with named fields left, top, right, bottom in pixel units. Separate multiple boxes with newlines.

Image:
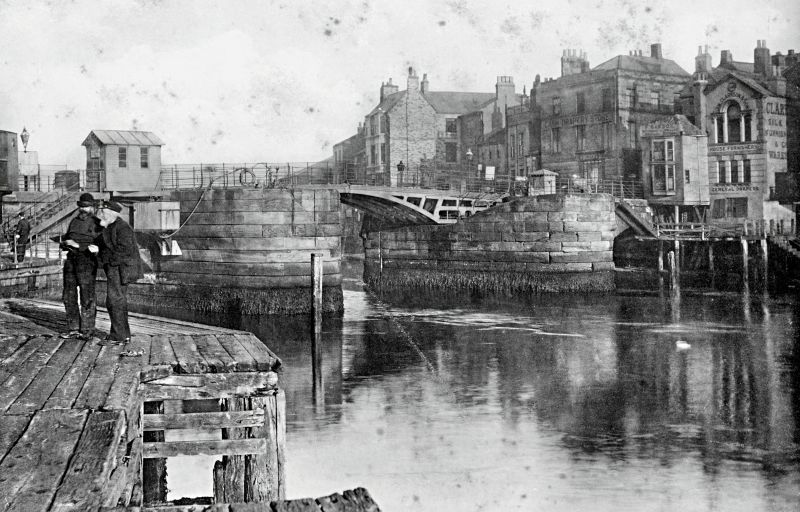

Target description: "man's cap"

left=98, top=200, right=123, bottom=213
left=17, top=211, right=24, bottom=217
left=77, top=192, right=95, bottom=207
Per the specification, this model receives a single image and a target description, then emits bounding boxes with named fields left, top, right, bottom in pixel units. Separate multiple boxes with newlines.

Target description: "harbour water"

left=149, top=259, right=800, bottom=511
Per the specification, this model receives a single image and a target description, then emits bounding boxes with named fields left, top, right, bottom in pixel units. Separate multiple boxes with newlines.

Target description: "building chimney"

left=650, top=43, right=663, bottom=59
left=720, top=50, right=733, bottom=67
left=407, top=67, right=419, bottom=91
left=380, top=77, right=398, bottom=102
left=495, top=76, right=515, bottom=124
left=754, top=39, right=772, bottom=77
left=421, top=73, right=429, bottom=93
left=694, top=45, right=712, bottom=79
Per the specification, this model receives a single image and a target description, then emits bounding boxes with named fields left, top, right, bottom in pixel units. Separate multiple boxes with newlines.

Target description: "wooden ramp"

left=0, top=304, right=285, bottom=512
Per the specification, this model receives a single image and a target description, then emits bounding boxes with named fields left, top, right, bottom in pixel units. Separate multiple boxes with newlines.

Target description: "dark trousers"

left=105, top=265, right=130, bottom=341
left=63, top=254, right=98, bottom=333
left=14, top=242, right=28, bottom=262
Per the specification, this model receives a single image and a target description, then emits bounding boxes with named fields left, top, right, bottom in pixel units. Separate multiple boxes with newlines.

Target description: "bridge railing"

left=158, top=162, right=517, bottom=195
left=158, top=162, right=646, bottom=203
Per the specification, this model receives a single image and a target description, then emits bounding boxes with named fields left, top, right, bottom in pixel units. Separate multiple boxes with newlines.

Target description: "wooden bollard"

left=741, top=239, right=749, bottom=286
left=667, top=250, right=678, bottom=288
left=311, top=252, right=324, bottom=323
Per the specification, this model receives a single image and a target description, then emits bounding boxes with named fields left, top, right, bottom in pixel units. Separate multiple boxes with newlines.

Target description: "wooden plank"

left=0, top=335, right=65, bottom=413
left=149, top=334, right=178, bottom=369
left=44, top=340, right=104, bottom=409
left=0, top=409, right=88, bottom=511
left=194, top=334, right=237, bottom=372
left=74, top=343, right=126, bottom=410
left=6, top=337, right=87, bottom=415
left=170, top=334, right=208, bottom=374
left=272, top=499, right=320, bottom=512
left=50, top=410, right=126, bottom=512
left=233, top=333, right=280, bottom=371
left=142, top=438, right=267, bottom=458
left=246, top=395, right=281, bottom=502
left=140, top=372, right=278, bottom=401
left=143, top=410, right=265, bottom=431
left=216, top=334, right=256, bottom=371
left=104, top=334, right=152, bottom=439
left=113, top=436, right=142, bottom=509
left=271, top=390, right=287, bottom=501
left=0, top=334, right=30, bottom=361
left=0, top=415, right=30, bottom=465
left=318, top=488, right=382, bottom=512
left=0, top=334, right=48, bottom=385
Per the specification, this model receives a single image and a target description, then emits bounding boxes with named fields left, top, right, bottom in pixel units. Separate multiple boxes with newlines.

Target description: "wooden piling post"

left=708, top=241, right=715, bottom=287
left=311, top=252, right=324, bottom=321
left=668, top=250, right=678, bottom=288
left=759, top=238, right=768, bottom=289
left=311, top=252, right=324, bottom=412
left=741, top=239, right=749, bottom=287
left=657, top=242, right=664, bottom=273
left=246, top=390, right=286, bottom=502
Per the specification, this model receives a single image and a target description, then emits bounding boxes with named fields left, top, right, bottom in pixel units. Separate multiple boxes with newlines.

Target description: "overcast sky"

left=0, top=0, right=797, bottom=169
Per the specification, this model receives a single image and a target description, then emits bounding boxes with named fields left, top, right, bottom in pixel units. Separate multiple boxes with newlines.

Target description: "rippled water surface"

left=153, top=261, right=800, bottom=511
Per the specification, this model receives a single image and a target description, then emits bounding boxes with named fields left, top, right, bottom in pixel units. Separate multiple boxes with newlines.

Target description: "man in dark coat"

left=60, top=193, right=103, bottom=340
left=95, top=200, right=143, bottom=344
left=14, top=211, right=31, bottom=263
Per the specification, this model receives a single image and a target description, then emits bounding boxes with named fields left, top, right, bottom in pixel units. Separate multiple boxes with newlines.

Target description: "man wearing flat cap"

left=59, top=192, right=103, bottom=340
left=14, top=211, right=31, bottom=263
left=95, top=200, right=143, bottom=344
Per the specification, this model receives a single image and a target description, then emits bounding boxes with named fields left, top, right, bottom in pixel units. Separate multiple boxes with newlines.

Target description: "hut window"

left=140, top=147, right=149, bottom=168
left=118, top=147, right=127, bottom=168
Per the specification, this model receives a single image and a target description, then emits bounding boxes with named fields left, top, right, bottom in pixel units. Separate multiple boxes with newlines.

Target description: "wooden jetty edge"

left=0, top=299, right=290, bottom=511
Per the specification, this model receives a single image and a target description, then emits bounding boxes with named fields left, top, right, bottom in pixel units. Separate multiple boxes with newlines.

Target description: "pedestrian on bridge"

left=95, top=200, right=143, bottom=345
left=59, top=193, right=103, bottom=340
left=13, top=211, right=30, bottom=263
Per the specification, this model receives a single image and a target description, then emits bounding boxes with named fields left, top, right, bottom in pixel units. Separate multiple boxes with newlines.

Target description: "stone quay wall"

left=364, top=194, right=617, bottom=293
left=127, top=187, right=344, bottom=315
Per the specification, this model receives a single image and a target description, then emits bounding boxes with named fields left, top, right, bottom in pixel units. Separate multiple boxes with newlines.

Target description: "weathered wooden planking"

left=317, top=488, right=382, bottom=512
left=194, top=334, right=237, bottom=372
left=216, top=334, right=257, bottom=371
left=49, top=410, right=126, bottom=512
left=140, top=372, right=278, bottom=401
left=143, top=438, right=267, bottom=458
left=246, top=393, right=283, bottom=502
left=233, top=333, right=281, bottom=372
left=73, top=343, right=126, bottom=410
left=149, top=334, right=179, bottom=368
left=0, top=415, right=30, bottom=465
left=143, top=410, right=265, bottom=431
left=270, top=390, right=287, bottom=501
left=44, top=340, right=103, bottom=410
left=6, top=337, right=87, bottom=415
left=104, top=335, right=154, bottom=438
left=272, top=499, right=321, bottom=512
left=0, top=409, right=88, bottom=511
left=0, top=334, right=31, bottom=361
left=0, top=335, right=65, bottom=414
left=0, top=334, right=49, bottom=385
left=0, top=310, right=55, bottom=337
left=170, top=334, right=208, bottom=374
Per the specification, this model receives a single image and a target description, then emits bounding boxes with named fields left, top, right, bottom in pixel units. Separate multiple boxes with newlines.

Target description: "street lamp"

left=20, top=127, right=29, bottom=153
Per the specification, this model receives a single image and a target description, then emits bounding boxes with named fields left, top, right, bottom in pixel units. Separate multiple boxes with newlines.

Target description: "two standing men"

left=60, top=194, right=142, bottom=344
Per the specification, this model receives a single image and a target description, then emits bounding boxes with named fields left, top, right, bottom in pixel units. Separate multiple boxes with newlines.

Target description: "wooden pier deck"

left=0, top=299, right=284, bottom=512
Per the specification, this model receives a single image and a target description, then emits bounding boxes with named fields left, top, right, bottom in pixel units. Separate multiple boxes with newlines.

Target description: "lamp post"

left=20, top=127, right=29, bottom=153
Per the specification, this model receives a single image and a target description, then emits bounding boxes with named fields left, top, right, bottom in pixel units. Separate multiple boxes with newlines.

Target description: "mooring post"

left=759, top=238, right=768, bottom=289
left=657, top=241, right=664, bottom=273
left=311, top=252, right=324, bottom=412
left=668, top=250, right=678, bottom=289
left=708, top=241, right=715, bottom=288
left=673, top=240, right=680, bottom=273
left=741, top=239, right=749, bottom=289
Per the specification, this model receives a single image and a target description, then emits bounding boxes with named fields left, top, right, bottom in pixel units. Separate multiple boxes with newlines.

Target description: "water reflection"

left=139, top=263, right=800, bottom=511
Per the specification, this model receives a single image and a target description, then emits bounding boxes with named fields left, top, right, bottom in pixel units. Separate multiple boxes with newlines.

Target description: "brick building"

left=675, top=41, right=799, bottom=230
left=336, top=68, right=521, bottom=188
left=534, top=44, right=691, bottom=185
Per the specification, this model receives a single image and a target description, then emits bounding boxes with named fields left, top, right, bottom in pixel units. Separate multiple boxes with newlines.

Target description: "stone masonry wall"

left=126, top=187, right=344, bottom=315
left=364, top=193, right=617, bottom=293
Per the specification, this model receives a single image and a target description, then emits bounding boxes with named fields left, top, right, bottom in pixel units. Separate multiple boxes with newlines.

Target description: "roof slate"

left=592, top=55, right=690, bottom=77
left=85, top=130, right=164, bottom=146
